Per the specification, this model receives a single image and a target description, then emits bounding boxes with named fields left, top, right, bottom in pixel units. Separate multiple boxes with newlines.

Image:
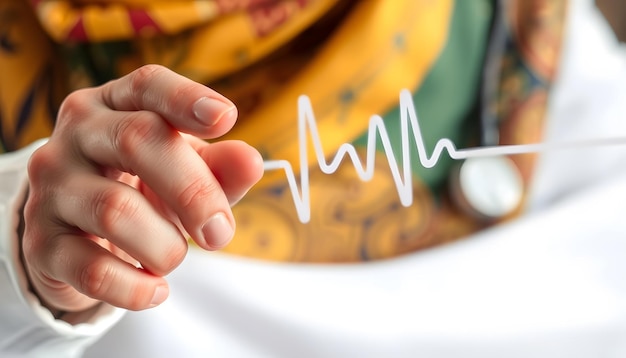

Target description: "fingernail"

left=192, top=97, right=236, bottom=127
left=150, top=285, right=168, bottom=307
left=202, top=212, right=234, bottom=249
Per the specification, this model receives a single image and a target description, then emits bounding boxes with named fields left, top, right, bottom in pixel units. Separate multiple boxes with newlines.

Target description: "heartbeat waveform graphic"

left=262, top=89, right=626, bottom=223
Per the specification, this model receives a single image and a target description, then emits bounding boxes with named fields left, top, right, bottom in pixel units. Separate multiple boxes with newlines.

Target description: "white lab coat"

left=2, top=0, right=626, bottom=357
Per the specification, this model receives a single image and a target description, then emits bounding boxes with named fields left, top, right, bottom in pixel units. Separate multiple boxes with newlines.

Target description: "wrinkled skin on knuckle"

left=24, top=147, right=63, bottom=257
left=81, top=258, right=155, bottom=311
left=22, top=194, right=47, bottom=252
left=79, top=256, right=116, bottom=300
left=128, top=64, right=165, bottom=108
left=176, top=175, right=222, bottom=213
left=93, top=186, right=138, bottom=237
left=165, top=82, right=197, bottom=114
left=112, top=112, right=162, bottom=165
left=20, top=219, right=42, bottom=270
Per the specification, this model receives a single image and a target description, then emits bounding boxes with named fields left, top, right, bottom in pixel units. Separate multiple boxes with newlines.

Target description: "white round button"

left=456, top=156, right=524, bottom=219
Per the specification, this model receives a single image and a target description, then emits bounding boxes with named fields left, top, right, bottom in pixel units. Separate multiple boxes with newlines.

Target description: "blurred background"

left=597, top=0, right=626, bottom=41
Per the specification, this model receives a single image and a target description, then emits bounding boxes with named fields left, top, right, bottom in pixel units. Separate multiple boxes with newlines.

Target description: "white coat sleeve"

left=0, top=140, right=125, bottom=358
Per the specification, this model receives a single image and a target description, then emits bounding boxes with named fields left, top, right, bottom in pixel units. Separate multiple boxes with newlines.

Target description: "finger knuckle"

left=164, top=83, right=197, bottom=113
left=113, top=112, right=163, bottom=159
left=79, top=256, right=115, bottom=299
left=93, top=187, right=138, bottom=236
left=20, top=222, right=41, bottom=263
left=21, top=189, right=57, bottom=262
left=129, top=64, right=165, bottom=105
left=57, top=90, right=92, bottom=127
left=22, top=198, right=47, bottom=249
left=27, top=144, right=62, bottom=185
left=176, top=176, right=222, bottom=212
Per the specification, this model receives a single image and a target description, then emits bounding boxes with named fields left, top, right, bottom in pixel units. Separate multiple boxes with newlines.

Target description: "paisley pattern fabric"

left=0, top=0, right=568, bottom=262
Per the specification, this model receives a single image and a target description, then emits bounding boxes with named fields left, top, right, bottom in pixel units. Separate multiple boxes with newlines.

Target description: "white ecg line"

left=262, top=89, right=626, bottom=223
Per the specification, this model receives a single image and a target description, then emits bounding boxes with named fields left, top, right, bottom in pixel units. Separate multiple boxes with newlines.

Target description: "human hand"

left=22, top=65, right=264, bottom=313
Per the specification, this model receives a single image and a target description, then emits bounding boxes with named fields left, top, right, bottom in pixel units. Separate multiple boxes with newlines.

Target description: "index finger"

left=99, top=64, right=237, bottom=138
